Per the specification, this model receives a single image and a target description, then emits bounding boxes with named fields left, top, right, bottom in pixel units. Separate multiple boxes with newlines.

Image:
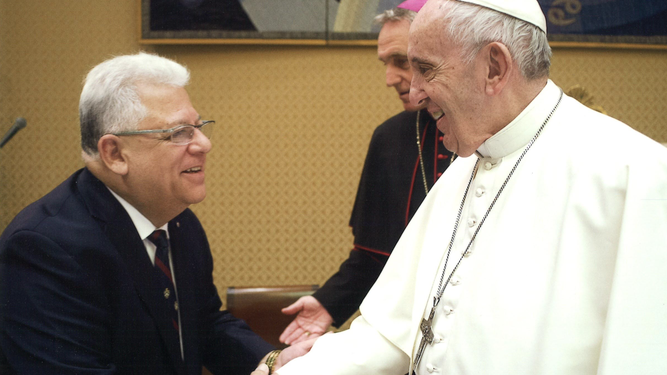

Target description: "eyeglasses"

left=111, top=120, right=215, bottom=145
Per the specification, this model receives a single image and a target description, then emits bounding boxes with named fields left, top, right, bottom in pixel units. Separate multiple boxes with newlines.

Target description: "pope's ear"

left=97, top=135, right=129, bottom=175
left=484, top=42, right=512, bottom=96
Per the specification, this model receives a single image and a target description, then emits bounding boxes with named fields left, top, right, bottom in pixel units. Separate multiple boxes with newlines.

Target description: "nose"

left=188, top=128, right=212, bottom=154
left=409, top=75, right=428, bottom=108
left=385, top=66, right=401, bottom=87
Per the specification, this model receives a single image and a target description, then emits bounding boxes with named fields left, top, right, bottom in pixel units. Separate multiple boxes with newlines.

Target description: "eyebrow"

left=168, top=115, right=202, bottom=127
left=409, top=56, right=429, bottom=65
left=378, top=52, right=408, bottom=62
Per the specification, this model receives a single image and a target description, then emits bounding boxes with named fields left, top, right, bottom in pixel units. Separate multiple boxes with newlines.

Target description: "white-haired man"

left=259, top=0, right=667, bottom=374
left=279, top=1, right=455, bottom=346
left=0, top=53, right=310, bottom=375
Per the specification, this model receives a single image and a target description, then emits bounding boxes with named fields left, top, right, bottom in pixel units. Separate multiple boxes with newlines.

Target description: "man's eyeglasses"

left=111, top=120, right=215, bottom=145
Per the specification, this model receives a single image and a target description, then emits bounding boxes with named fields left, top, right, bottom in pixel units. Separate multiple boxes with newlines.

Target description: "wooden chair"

left=203, top=285, right=318, bottom=374
left=225, top=285, right=319, bottom=348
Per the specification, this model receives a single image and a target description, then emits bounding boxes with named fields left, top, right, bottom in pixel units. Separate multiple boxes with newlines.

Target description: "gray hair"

left=79, top=52, right=190, bottom=158
left=441, top=0, right=551, bottom=80
left=374, top=7, right=417, bottom=26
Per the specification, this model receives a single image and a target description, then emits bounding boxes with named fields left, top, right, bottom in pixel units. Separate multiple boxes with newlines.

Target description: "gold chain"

left=415, top=110, right=430, bottom=194
left=416, top=110, right=456, bottom=195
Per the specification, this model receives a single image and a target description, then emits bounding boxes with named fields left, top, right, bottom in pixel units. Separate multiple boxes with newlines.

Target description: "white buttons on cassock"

left=450, top=276, right=461, bottom=286
left=475, top=187, right=485, bottom=197
left=484, top=161, right=493, bottom=170
left=426, top=363, right=437, bottom=373
left=443, top=306, right=454, bottom=315
left=467, top=218, right=477, bottom=227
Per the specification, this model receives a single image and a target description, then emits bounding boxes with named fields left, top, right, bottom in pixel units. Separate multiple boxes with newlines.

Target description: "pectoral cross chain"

left=410, top=90, right=564, bottom=372
left=414, top=305, right=436, bottom=368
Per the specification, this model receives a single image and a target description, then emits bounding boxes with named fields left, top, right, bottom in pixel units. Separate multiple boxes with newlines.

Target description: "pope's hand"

left=279, top=296, right=333, bottom=345
left=252, top=363, right=270, bottom=375
left=274, top=335, right=318, bottom=372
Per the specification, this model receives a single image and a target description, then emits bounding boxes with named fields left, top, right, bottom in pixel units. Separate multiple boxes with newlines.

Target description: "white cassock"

left=278, top=80, right=667, bottom=375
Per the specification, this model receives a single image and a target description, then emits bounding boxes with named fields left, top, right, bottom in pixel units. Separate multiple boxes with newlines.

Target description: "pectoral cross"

left=414, top=305, right=436, bottom=368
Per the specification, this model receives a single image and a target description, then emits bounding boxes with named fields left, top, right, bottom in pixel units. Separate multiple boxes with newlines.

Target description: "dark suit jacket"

left=0, top=168, right=273, bottom=375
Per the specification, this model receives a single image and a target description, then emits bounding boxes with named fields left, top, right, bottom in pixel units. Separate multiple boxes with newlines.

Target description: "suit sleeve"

left=185, top=213, right=274, bottom=375
left=198, top=279, right=274, bottom=375
left=0, top=231, right=116, bottom=375
left=200, top=306, right=274, bottom=375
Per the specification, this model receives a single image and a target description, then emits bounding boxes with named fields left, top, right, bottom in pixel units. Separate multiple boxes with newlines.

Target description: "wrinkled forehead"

left=413, top=0, right=445, bottom=26
left=407, top=1, right=443, bottom=56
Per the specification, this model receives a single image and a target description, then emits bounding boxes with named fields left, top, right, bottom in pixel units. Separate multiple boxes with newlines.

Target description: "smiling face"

left=378, top=19, right=424, bottom=112
left=120, top=82, right=211, bottom=225
left=407, top=2, right=493, bottom=156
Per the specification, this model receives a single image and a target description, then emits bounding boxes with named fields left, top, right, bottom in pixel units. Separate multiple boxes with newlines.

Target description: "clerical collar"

left=476, top=79, right=561, bottom=159
left=107, top=187, right=169, bottom=241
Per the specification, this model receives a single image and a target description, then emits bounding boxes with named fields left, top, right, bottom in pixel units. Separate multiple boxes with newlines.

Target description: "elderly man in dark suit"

left=0, top=52, right=309, bottom=375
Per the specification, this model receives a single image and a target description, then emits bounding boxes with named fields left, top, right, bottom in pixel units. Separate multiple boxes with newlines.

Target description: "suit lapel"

left=168, top=218, right=198, bottom=368
left=77, top=169, right=186, bottom=374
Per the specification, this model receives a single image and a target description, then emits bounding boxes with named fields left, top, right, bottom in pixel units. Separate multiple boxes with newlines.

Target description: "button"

left=475, top=187, right=485, bottom=197
left=467, top=218, right=476, bottom=227
left=437, top=154, right=448, bottom=160
left=434, top=334, right=444, bottom=343
left=164, top=288, right=171, bottom=299
left=174, top=301, right=179, bottom=311
left=426, top=363, right=436, bottom=373
left=443, top=306, right=454, bottom=315
left=438, top=136, right=444, bottom=142
left=484, top=161, right=493, bottom=170
left=450, top=276, right=461, bottom=286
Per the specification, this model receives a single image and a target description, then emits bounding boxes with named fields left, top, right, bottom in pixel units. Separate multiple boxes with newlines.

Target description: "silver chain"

left=430, top=89, right=563, bottom=315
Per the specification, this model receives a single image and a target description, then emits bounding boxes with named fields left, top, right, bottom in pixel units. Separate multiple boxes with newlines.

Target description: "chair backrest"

left=226, top=285, right=319, bottom=347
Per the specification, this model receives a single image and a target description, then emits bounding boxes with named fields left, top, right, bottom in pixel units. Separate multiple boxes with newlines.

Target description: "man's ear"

left=483, top=42, right=512, bottom=96
left=97, top=135, right=129, bottom=175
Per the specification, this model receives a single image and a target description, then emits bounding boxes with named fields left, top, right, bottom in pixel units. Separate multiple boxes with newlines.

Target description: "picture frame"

left=139, top=0, right=667, bottom=48
left=139, top=0, right=380, bottom=46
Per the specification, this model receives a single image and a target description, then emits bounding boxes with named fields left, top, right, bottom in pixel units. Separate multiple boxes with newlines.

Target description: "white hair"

left=79, top=52, right=190, bottom=158
left=441, top=0, right=551, bottom=80
left=374, top=7, right=417, bottom=26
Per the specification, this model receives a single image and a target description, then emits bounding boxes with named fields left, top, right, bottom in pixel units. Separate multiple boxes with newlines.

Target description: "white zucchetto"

left=457, top=0, right=547, bottom=32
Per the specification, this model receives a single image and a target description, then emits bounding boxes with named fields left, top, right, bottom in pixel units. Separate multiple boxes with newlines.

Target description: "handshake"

left=253, top=296, right=334, bottom=375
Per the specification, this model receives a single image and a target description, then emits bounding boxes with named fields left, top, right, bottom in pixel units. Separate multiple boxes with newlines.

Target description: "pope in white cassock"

left=256, top=0, right=667, bottom=374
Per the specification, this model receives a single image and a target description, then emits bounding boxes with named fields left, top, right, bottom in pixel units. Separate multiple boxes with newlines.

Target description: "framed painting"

left=139, top=0, right=667, bottom=48
left=541, top=0, right=667, bottom=48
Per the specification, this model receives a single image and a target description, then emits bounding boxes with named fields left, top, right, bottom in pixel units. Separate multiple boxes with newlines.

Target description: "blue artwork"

left=538, top=0, right=667, bottom=36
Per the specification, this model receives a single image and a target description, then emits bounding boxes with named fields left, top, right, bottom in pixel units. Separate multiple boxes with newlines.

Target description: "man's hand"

left=254, top=335, right=318, bottom=375
left=279, top=296, right=333, bottom=345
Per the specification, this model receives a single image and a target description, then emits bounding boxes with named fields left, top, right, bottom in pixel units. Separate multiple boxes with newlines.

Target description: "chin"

left=192, top=193, right=207, bottom=205
left=185, top=189, right=207, bottom=206
left=404, top=103, right=425, bottom=112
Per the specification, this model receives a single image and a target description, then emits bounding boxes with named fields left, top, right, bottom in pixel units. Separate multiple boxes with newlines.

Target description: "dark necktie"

left=148, top=230, right=180, bottom=333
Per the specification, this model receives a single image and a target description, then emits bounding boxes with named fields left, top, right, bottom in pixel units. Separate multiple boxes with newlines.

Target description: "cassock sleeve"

left=312, top=249, right=385, bottom=326
left=313, top=113, right=418, bottom=325
left=276, top=315, right=409, bottom=375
